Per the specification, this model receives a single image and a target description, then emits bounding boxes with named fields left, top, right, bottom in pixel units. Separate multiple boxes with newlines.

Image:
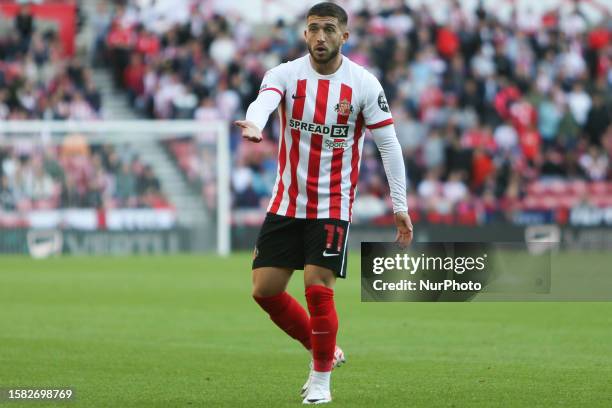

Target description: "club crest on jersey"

left=288, top=119, right=349, bottom=138
left=334, top=99, right=354, bottom=117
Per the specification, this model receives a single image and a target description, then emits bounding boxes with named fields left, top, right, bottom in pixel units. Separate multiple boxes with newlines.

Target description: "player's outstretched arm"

left=235, top=87, right=282, bottom=143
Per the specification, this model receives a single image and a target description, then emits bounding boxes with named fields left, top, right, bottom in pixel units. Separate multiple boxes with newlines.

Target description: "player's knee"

left=251, top=267, right=292, bottom=298
left=304, top=273, right=334, bottom=289
left=251, top=287, right=265, bottom=298
left=252, top=284, right=283, bottom=298
left=304, top=277, right=334, bottom=289
left=304, top=267, right=335, bottom=289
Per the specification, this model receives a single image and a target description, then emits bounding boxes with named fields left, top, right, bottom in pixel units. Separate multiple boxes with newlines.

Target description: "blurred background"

left=0, top=0, right=611, bottom=256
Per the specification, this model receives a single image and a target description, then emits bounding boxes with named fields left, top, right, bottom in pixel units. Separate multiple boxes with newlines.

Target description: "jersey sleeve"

left=258, top=64, right=286, bottom=98
left=360, top=71, right=394, bottom=130
left=245, top=90, right=282, bottom=131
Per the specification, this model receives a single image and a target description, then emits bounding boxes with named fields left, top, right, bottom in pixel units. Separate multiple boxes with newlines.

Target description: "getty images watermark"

left=361, top=242, right=558, bottom=302
left=371, top=252, right=488, bottom=292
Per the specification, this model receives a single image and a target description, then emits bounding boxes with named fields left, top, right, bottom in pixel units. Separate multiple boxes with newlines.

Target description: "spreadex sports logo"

left=288, top=119, right=350, bottom=149
left=288, top=119, right=349, bottom=138
left=324, top=139, right=348, bottom=149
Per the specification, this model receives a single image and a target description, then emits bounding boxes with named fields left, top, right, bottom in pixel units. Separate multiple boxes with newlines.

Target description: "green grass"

left=1, top=253, right=611, bottom=407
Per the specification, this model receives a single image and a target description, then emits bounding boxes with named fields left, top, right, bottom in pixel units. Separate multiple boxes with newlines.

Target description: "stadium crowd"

left=0, top=3, right=174, bottom=213
left=0, top=140, right=171, bottom=211
left=95, top=0, right=612, bottom=224
left=0, top=3, right=101, bottom=120
left=2, top=0, right=606, bottom=225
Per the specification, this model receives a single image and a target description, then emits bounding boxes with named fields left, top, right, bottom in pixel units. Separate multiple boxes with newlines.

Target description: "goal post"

left=0, top=120, right=231, bottom=256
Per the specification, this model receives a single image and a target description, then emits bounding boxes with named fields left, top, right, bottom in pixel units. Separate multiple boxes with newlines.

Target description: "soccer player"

left=235, top=2, right=413, bottom=404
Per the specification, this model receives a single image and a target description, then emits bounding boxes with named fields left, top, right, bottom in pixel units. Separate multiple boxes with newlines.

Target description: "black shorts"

left=252, top=213, right=350, bottom=278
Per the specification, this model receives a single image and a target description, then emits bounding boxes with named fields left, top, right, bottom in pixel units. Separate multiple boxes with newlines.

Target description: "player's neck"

left=309, top=54, right=343, bottom=76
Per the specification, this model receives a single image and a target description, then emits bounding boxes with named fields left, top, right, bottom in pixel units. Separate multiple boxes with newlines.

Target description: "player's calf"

left=305, top=285, right=338, bottom=371
left=253, top=291, right=312, bottom=350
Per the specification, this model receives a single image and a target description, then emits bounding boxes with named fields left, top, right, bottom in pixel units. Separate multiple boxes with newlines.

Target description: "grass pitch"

left=1, top=253, right=611, bottom=407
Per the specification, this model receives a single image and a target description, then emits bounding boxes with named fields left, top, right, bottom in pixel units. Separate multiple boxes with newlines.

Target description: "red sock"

left=253, top=292, right=312, bottom=350
left=305, top=285, right=337, bottom=372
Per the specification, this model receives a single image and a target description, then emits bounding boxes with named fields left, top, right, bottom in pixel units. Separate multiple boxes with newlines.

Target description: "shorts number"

left=324, top=224, right=345, bottom=252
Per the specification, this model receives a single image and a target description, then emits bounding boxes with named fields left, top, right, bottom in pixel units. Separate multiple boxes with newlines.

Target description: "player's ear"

left=341, top=29, right=349, bottom=44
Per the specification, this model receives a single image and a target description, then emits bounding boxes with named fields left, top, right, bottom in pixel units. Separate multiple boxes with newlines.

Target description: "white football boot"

left=302, top=372, right=332, bottom=405
left=300, top=346, right=345, bottom=398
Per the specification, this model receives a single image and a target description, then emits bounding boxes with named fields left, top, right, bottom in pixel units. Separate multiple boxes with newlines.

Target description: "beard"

left=308, top=44, right=340, bottom=65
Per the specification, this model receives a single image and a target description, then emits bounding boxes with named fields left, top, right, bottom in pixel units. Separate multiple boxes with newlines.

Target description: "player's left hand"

left=394, top=211, right=413, bottom=248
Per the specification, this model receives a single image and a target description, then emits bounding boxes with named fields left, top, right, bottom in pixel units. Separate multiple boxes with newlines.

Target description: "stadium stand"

left=0, top=2, right=100, bottom=120
left=0, top=1, right=171, bottom=219
left=95, top=0, right=611, bottom=225
left=5, top=0, right=609, bottom=227
left=0, top=141, right=172, bottom=212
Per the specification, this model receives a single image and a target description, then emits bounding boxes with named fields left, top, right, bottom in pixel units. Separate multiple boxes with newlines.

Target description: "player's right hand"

left=234, top=120, right=262, bottom=143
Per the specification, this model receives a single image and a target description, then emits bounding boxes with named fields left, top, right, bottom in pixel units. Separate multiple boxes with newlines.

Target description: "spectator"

left=584, top=93, right=611, bottom=146
left=123, top=54, right=146, bottom=104
left=15, top=4, right=34, bottom=50
left=579, top=145, right=609, bottom=181
left=423, top=129, right=445, bottom=170
left=494, top=120, right=519, bottom=152
left=115, top=162, right=137, bottom=207
left=0, top=175, right=16, bottom=211
left=567, top=82, right=592, bottom=126
left=471, top=147, right=495, bottom=191
left=443, top=170, right=468, bottom=205
left=417, top=170, right=442, bottom=207
left=137, top=165, right=161, bottom=195
left=540, top=148, right=567, bottom=180
left=538, top=94, right=562, bottom=146
left=61, top=173, right=82, bottom=208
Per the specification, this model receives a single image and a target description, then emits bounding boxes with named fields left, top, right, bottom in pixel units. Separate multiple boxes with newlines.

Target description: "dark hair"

left=307, top=2, right=348, bottom=26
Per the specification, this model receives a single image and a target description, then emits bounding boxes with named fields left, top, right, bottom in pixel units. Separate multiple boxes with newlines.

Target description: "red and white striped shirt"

left=252, top=54, right=400, bottom=221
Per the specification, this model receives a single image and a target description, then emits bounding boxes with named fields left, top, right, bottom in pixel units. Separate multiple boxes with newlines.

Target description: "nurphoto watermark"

left=361, top=242, right=569, bottom=302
